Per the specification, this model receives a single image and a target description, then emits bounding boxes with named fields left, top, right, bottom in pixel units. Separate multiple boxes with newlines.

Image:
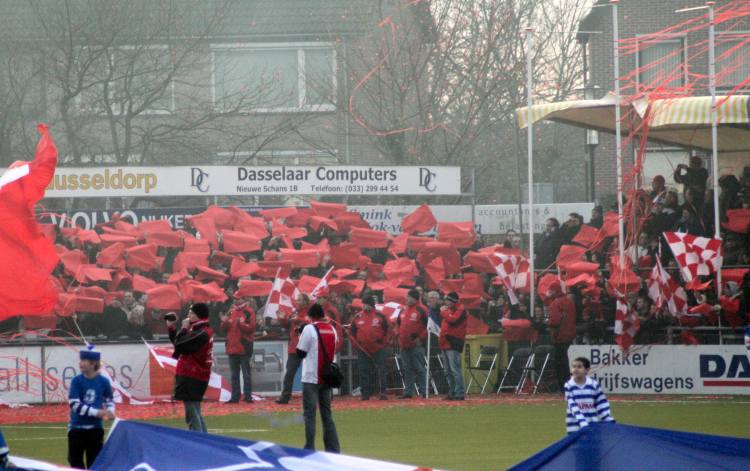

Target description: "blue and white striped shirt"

left=564, top=376, right=614, bottom=433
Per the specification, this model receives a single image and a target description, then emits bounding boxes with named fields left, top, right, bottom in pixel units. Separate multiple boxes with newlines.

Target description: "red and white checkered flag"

left=265, top=268, right=300, bottom=319
left=613, top=289, right=639, bottom=352
left=310, top=267, right=334, bottom=301
left=647, top=257, right=688, bottom=317
left=489, top=253, right=530, bottom=305
left=664, top=232, right=722, bottom=282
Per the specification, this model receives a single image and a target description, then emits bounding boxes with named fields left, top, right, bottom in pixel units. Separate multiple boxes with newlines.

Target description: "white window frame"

left=715, top=31, right=750, bottom=93
left=74, top=45, right=176, bottom=116
left=210, top=42, right=337, bottom=114
left=635, top=34, right=689, bottom=92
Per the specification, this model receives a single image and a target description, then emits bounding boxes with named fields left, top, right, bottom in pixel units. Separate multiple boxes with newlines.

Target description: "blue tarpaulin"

left=93, top=420, right=433, bottom=471
left=509, top=423, right=750, bottom=471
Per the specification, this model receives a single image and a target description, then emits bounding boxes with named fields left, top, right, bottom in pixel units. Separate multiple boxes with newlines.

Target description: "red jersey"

left=549, top=295, right=577, bottom=344
left=439, top=304, right=467, bottom=351
left=221, top=305, right=256, bottom=356
left=281, top=309, right=310, bottom=354
left=323, top=304, right=344, bottom=353
left=351, top=309, right=389, bottom=356
left=172, top=320, right=214, bottom=382
left=397, top=303, right=428, bottom=349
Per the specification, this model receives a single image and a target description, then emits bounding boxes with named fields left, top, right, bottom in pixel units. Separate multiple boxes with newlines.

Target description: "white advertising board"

left=33, top=165, right=462, bottom=197
left=568, top=345, right=750, bottom=395
left=475, top=203, right=595, bottom=234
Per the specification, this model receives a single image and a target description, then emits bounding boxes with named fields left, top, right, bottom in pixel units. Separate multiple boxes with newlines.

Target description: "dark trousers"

left=68, top=428, right=104, bottom=469
left=555, top=343, right=572, bottom=390
left=302, top=382, right=340, bottom=453
left=184, top=401, right=207, bottom=432
left=280, top=354, right=303, bottom=400
left=356, top=349, right=387, bottom=399
left=400, top=345, right=426, bottom=396
left=228, top=353, right=252, bottom=400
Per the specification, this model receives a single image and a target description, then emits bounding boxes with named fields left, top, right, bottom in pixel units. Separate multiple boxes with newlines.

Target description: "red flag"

left=279, top=249, right=321, bottom=268
left=230, top=258, right=259, bottom=279
left=96, top=242, right=126, bottom=268
left=441, top=278, right=464, bottom=294
left=146, top=231, right=183, bottom=249
left=350, top=227, right=390, bottom=249
left=332, top=212, right=369, bottom=234
left=437, top=222, right=476, bottom=248
left=330, top=243, right=362, bottom=268
left=272, top=223, right=307, bottom=240
left=389, top=233, right=409, bottom=256
left=309, top=216, right=338, bottom=232
left=183, top=235, right=211, bottom=253
left=230, top=210, right=269, bottom=239
left=722, top=268, right=749, bottom=285
left=187, top=215, right=219, bottom=248
left=466, top=313, right=490, bottom=335
left=110, top=270, right=133, bottom=291
left=137, top=219, right=173, bottom=235
left=75, top=296, right=105, bottom=314
left=222, top=230, right=261, bottom=253
left=0, top=125, right=59, bottom=318
left=75, top=265, right=113, bottom=284
left=133, top=274, right=158, bottom=293
left=255, top=261, right=294, bottom=279
left=60, top=249, right=88, bottom=276
left=572, top=224, right=599, bottom=248
left=189, top=282, right=228, bottom=303
left=383, top=287, right=409, bottom=304
left=126, top=244, right=160, bottom=272
left=100, top=233, right=138, bottom=248
left=463, top=251, right=497, bottom=274
left=556, top=245, right=586, bottom=268
left=260, top=207, right=298, bottom=221
left=235, top=280, right=273, bottom=297
left=383, top=258, right=419, bottom=280
left=173, top=252, right=209, bottom=273
left=599, top=212, right=620, bottom=238
left=195, top=265, right=229, bottom=284
left=297, top=275, right=322, bottom=295
left=501, top=319, right=536, bottom=342
left=196, top=206, right=237, bottom=230
left=329, top=278, right=365, bottom=296
left=310, top=200, right=347, bottom=218
left=146, top=284, right=183, bottom=310
left=168, top=269, right=190, bottom=284
left=721, top=209, right=750, bottom=234
left=401, top=204, right=437, bottom=234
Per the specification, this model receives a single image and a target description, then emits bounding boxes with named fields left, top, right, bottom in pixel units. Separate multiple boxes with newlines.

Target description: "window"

left=212, top=43, right=336, bottom=112
left=76, top=46, right=175, bottom=115
left=637, top=37, right=687, bottom=90
left=0, top=52, right=45, bottom=116
left=716, top=33, right=750, bottom=91
left=641, top=147, right=689, bottom=190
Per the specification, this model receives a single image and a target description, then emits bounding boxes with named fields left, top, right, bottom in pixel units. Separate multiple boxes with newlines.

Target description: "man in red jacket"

left=220, top=300, right=257, bottom=403
left=351, top=296, right=389, bottom=400
left=439, top=292, right=466, bottom=400
left=166, top=303, right=214, bottom=432
left=397, top=289, right=428, bottom=399
left=276, top=294, right=311, bottom=404
left=548, top=288, right=578, bottom=391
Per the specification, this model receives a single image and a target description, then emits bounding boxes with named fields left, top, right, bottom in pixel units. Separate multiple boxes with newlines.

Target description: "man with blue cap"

left=68, top=344, right=115, bottom=469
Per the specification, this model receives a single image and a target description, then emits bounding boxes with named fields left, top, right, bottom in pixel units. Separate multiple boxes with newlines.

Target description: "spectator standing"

left=439, top=292, right=467, bottom=401
left=67, top=345, right=115, bottom=469
left=536, top=218, right=564, bottom=270
left=548, top=289, right=578, bottom=391
left=674, top=156, right=708, bottom=206
left=318, top=290, right=343, bottom=353
left=296, top=304, right=340, bottom=453
left=166, top=303, right=214, bottom=433
left=397, top=290, right=428, bottom=399
left=220, top=300, right=257, bottom=403
left=276, top=294, right=311, bottom=404
left=351, top=296, right=390, bottom=401
left=649, top=175, right=667, bottom=203
left=589, top=206, right=604, bottom=229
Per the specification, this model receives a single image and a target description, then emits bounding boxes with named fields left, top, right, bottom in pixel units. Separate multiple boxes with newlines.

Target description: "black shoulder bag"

left=313, top=324, right=343, bottom=388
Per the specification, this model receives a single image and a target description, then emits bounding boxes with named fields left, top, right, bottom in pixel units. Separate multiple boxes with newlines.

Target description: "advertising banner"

left=42, top=203, right=594, bottom=235
left=568, top=345, right=750, bottom=395
left=32, top=165, right=462, bottom=197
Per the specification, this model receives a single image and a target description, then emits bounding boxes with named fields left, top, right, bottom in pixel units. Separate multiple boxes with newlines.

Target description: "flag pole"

left=425, top=326, right=431, bottom=399
left=707, top=1, right=723, bottom=344
left=611, top=0, right=626, bottom=269
left=525, top=26, right=536, bottom=318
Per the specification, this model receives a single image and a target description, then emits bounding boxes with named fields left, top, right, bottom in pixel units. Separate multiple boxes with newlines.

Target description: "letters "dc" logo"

left=419, top=167, right=437, bottom=192
left=191, top=168, right=209, bottom=193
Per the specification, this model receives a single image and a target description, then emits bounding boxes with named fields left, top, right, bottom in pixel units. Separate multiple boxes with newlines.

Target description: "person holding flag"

left=397, top=289, right=428, bottom=399
left=317, top=290, right=343, bottom=353
left=220, top=299, right=257, bottom=403
left=276, top=294, right=311, bottom=404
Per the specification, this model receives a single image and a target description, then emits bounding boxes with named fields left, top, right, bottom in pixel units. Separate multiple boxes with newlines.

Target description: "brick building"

left=577, top=0, right=749, bottom=204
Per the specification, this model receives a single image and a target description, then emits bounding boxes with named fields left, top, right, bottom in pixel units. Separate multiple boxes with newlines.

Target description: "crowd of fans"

left=0, top=163, right=747, bottom=366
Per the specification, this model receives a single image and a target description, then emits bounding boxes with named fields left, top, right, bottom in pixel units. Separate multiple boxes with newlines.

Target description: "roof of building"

left=0, top=0, right=430, bottom=41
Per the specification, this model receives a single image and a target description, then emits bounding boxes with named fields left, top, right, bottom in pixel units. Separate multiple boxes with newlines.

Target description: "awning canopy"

left=517, top=94, right=750, bottom=153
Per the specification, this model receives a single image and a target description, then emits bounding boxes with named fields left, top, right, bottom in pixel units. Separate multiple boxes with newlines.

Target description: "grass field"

left=3, top=397, right=750, bottom=471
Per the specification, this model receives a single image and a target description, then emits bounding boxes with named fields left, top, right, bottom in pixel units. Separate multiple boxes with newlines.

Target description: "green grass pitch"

left=4, top=398, right=749, bottom=471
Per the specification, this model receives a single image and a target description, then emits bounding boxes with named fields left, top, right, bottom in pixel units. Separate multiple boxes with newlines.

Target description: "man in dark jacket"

left=220, top=300, right=256, bottom=403
left=166, top=303, right=214, bottom=432
left=536, top=218, right=564, bottom=270
left=439, top=292, right=467, bottom=401
left=674, top=156, right=708, bottom=206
